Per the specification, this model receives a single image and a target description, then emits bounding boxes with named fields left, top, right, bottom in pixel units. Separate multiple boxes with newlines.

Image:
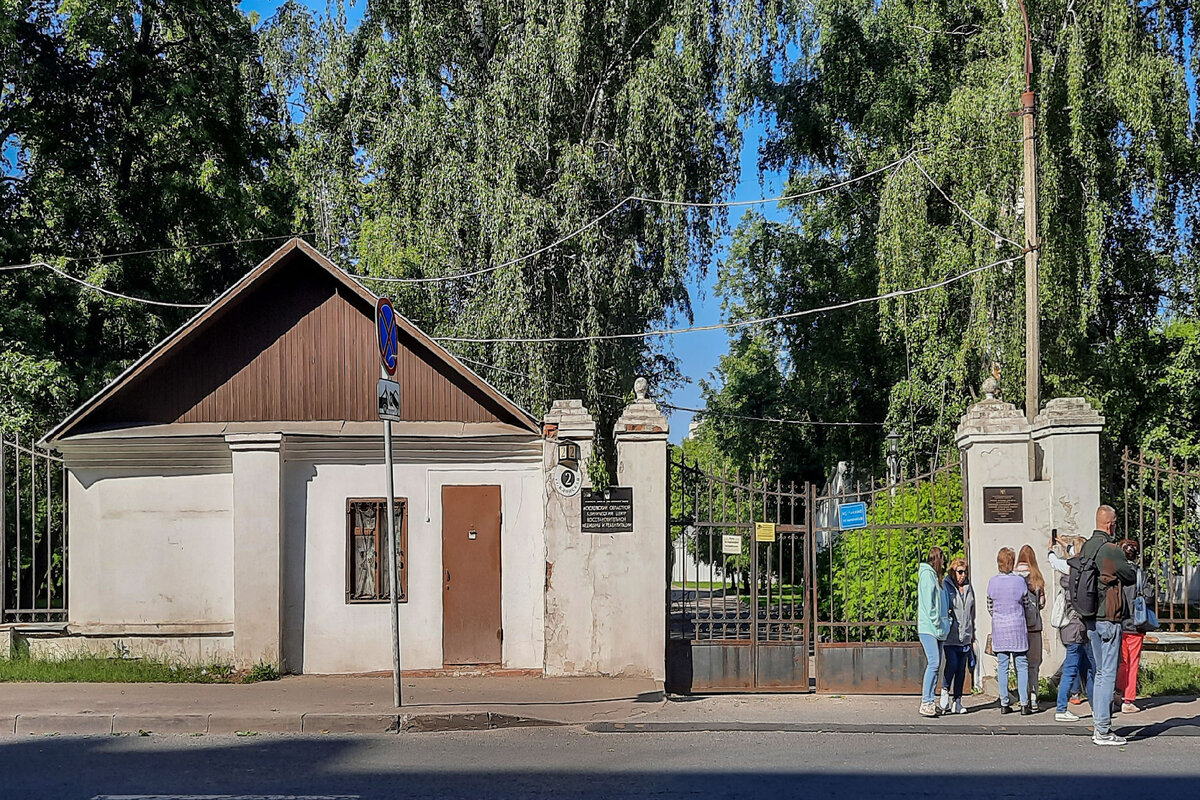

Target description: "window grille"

left=346, top=498, right=407, bottom=603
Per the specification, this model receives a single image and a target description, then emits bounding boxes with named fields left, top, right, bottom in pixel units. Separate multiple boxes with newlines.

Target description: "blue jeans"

left=942, top=643, right=970, bottom=700
left=1087, top=619, right=1123, bottom=735
left=996, top=651, right=1029, bottom=708
left=1056, top=642, right=1094, bottom=712
left=919, top=633, right=944, bottom=704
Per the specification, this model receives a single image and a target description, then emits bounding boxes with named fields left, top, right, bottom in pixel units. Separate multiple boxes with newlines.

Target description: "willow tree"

left=261, top=0, right=778, bottom=461
left=704, top=0, right=1200, bottom=480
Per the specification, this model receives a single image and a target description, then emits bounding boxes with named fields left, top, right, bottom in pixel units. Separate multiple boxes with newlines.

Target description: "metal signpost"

left=375, top=297, right=402, bottom=708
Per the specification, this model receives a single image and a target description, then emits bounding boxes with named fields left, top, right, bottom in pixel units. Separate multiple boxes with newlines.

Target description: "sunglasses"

left=954, top=569, right=968, bottom=574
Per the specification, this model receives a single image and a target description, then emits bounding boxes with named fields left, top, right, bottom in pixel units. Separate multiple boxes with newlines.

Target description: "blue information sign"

left=837, top=501, right=868, bottom=530
left=375, top=297, right=398, bottom=376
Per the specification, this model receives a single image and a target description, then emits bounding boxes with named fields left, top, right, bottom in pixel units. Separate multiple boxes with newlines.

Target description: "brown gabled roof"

left=42, top=238, right=539, bottom=443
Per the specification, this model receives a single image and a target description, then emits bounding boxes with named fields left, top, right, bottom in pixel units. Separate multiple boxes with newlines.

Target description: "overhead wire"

left=433, top=254, right=1024, bottom=344
left=0, top=232, right=313, bottom=309
left=349, top=152, right=920, bottom=285
left=911, top=157, right=1021, bottom=248
left=456, top=354, right=886, bottom=427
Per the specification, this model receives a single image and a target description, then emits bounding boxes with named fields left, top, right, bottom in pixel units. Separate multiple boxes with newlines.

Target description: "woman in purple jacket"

left=987, top=547, right=1031, bottom=715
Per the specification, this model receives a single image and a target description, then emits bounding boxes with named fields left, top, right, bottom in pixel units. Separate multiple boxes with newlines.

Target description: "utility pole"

left=1016, top=0, right=1040, bottom=428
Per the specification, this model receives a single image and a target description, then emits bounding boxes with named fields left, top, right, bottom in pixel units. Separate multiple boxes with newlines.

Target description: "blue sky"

left=241, top=1, right=789, bottom=441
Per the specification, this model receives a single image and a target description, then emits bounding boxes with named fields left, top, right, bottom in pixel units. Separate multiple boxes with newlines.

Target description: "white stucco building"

left=42, top=239, right=554, bottom=674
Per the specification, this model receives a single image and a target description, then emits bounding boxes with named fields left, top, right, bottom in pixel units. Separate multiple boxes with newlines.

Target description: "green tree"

left=259, top=0, right=771, bottom=459
left=1, top=0, right=296, bottom=436
left=704, top=0, right=1200, bottom=479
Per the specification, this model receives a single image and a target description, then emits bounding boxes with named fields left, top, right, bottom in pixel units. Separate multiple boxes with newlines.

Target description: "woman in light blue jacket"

left=917, top=546, right=951, bottom=717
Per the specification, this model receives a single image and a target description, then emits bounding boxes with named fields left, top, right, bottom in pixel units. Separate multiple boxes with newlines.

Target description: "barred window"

left=347, top=498, right=408, bottom=603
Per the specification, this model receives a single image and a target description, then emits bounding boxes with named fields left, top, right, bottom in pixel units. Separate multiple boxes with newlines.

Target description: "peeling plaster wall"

left=66, top=467, right=234, bottom=630
left=542, top=396, right=667, bottom=680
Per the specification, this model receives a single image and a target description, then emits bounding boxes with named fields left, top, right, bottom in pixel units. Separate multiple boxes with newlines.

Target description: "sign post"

left=376, top=298, right=402, bottom=708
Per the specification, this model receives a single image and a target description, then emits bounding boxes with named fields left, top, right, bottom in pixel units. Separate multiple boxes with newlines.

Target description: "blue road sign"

left=838, top=501, right=868, bottom=530
left=376, top=297, right=398, bottom=376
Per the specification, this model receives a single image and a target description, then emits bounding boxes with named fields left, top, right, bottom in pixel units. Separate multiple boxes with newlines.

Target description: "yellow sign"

left=755, top=522, right=776, bottom=543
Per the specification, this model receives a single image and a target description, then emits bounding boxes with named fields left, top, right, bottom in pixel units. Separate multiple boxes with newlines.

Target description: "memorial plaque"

left=721, top=534, right=742, bottom=555
left=581, top=487, right=634, bottom=534
left=983, top=487, right=1024, bottom=524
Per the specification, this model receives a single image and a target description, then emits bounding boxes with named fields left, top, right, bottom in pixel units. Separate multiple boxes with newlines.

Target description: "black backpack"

left=1067, top=551, right=1100, bottom=618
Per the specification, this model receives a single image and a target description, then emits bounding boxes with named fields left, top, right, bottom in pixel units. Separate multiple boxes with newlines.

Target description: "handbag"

left=1134, top=568, right=1159, bottom=632
left=984, top=634, right=995, bottom=656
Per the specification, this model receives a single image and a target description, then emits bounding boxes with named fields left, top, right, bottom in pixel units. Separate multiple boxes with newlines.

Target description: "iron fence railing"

left=812, top=456, right=966, bottom=644
left=2, top=434, right=68, bottom=624
left=1121, top=449, right=1200, bottom=632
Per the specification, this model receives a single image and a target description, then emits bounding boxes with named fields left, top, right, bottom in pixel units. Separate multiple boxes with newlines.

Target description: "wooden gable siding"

left=82, top=255, right=512, bottom=430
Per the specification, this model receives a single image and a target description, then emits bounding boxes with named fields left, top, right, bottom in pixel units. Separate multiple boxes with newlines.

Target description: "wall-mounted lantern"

left=557, top=439, right=581, bottom=468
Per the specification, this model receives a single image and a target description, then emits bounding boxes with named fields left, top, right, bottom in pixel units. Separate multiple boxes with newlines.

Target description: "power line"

left=661, top=403, right=886, bottom=427
left=8, top=261, right=208, bottom=308
left=0, top=232, right=314, bottom=308
left=433, top=255, right=1023, bottom=344
left=350, top=152, right=919, bottom=285
left=911, top=157, right=1021, bottom=248
left=0, top=232, right=312, bottom=272
left=457, top=355, right=882, bottom=427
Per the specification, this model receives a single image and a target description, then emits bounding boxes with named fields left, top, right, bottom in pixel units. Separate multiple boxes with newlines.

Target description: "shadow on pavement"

left=1, top=734, right=1198, bottom=800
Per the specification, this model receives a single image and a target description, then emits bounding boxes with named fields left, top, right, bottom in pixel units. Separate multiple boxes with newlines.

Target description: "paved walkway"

left=0, top=675, right=664, bottom=735
left=0, top=675, right=1196, bottom=738
left=593, top=692, right=1200, bottom=738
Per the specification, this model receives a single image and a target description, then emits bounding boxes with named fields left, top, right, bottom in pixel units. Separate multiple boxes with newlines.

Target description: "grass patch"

left=0, top=654, right=281, bottom=684
left=1140, top=659, right=1200, bottom=697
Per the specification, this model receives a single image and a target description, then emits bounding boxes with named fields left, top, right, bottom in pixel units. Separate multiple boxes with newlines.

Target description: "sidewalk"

left=0, top=675, right=1196, bottom=738
left=0, top=675, right=665, bottom=736
left=592, top=692, right=1200, bottom=738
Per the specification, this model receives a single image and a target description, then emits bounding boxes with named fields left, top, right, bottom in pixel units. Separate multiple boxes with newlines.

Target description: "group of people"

left=916, top=504, right=1156, bottom=746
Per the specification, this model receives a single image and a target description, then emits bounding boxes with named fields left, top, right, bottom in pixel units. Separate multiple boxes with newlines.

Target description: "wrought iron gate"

left=667, top=446, right=966, bottom=694
left=667, top=448, right=811, bottom=692
left=812, top=455, right=966, bottom=693
left=1119, top=450, right=1200, bottom=632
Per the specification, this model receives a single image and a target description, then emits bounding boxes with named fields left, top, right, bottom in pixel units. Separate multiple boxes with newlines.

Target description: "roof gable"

left=45, top=239, right=539, bottom=441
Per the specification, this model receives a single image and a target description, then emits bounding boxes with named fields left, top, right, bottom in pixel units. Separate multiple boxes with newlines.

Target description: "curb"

left=1, top=711, right=566, bottom=736
left=399, top=712, right=562, bottom=733
left=585, top=720, right=1199, bottom=737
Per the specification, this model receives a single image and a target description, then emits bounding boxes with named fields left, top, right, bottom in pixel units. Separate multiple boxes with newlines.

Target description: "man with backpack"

left=1073, top=505, right=1137, bottom=746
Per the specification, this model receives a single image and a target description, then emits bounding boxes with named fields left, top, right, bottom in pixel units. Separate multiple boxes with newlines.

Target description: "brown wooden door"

left=441, top=485, right=503, bottom=665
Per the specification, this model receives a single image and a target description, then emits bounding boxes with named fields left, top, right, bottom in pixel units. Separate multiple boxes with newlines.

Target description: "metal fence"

left=1, top=434, right=68, bottom=624
left=1121, top=449, right=1200, bottom=632
left=667, top=448, right=811, bottom=692
left=813, top=456, right=966, bottom=644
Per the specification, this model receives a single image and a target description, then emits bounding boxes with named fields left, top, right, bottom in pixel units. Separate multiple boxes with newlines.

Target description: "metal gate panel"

left=667, top=449, right=812, bottom=693
left=812, top=456, right=966, bottom=694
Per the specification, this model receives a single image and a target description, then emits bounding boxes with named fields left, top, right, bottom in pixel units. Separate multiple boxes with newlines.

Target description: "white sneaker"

left=954, top=700, right=966, bottom=714
left=1055, top=710, right=1080, bottom=722
left=918, top=702, right=938, bottom=717
left=1092, top=731, right=1127, bottom=746
left=939, top=689, right=950, bottom=711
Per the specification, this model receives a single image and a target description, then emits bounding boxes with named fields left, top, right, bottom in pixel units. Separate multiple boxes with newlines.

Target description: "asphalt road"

left=4, top=728, right=1195, bottom=800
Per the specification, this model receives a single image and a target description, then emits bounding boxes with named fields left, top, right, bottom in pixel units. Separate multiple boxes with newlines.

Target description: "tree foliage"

left=259, top=0, right=774, bottom=459
left=1, top=0, right=296, bottom=436
left=703, top=0, right=1200, bottom=483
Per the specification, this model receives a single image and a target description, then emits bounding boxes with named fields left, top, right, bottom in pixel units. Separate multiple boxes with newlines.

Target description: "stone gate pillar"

left=540, top=380, right=668, bottom=681
left=612, top=378, right=669, bottom=681
left=956, top=397, right=1039, bottom=691
left=957, top=393, right=1105, bottom=693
